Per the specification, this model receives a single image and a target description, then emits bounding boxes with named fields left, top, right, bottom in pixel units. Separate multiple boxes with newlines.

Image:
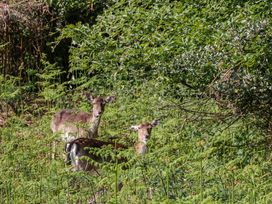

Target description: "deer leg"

left=51, top=141, right=56, bottom=160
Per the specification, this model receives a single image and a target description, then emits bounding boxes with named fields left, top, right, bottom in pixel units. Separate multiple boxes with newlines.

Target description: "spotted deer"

left=50, top=93, right=115, bottom=159
left=65, top=119, right=160, bottom=172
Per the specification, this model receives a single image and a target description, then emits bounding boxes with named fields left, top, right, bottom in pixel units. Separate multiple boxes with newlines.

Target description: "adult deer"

left=50, top=93, right=115, bottom=159
left=65, top=119, right=160, bottom=172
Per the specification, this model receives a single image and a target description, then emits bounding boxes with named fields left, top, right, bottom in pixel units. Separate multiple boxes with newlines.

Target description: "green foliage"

left=49, top=0, right=90, bottom=22
left=47, top=0, right=115, bottom=24
left=57, top=0, right=271, bottom=110
left=0, top=75, right=21, bottom=103
left=1, top=0, right=272, bottom=203
left=0, top=74, right=25, bottom=114
left=37, top=58, right=66, bottom=104
left=1, top=98, right=272, bottom=203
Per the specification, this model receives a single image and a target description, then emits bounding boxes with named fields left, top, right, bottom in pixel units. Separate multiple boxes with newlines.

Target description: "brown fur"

left=68, top=137, right=127, bottom=149
left=66, top=119, right=160, bottom=172
left=51, top=95, right=115, bottom=141
left=50, top=95, right=115, bottom=160
left=66, top=137, right=126, bottom=172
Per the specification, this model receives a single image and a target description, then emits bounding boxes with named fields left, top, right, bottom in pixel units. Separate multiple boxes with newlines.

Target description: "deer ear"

left=86, top=93, right=95, bottom=102
left=151, top=119, right=160, bottom=127
left=105, top=95, right=116, bottom=103
left=130, top=125, right=140, bottom=131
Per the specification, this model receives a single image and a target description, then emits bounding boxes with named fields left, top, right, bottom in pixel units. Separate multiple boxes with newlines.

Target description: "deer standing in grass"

left=50, top=93, right=116, bottom=159
left=65, top=119, right=160, bottom=172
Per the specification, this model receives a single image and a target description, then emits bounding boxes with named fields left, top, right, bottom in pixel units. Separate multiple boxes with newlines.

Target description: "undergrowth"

left=1, top=90, right=272, bottom=203
left=1, top=0, right=272, bottom=203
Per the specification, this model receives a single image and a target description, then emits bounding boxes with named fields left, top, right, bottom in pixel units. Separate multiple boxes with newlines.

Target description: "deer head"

left=86, top=93, right=116, bottom=119
left=130, top=119, right=160, bottom=144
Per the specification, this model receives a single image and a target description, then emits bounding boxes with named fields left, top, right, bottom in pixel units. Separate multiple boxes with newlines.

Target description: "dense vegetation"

left=0, top=0, right=272, bottom=203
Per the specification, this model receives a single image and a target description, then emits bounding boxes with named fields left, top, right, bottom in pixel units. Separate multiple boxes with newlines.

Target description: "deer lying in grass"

left=50, top=93, right=115, bottom=159
left=65, top=137, right=126, bottom=171
left=65, top=119, right=160, bottom=172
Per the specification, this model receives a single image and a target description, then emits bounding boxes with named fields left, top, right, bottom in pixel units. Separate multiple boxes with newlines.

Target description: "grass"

left=1, top=95, right=272, bottom=203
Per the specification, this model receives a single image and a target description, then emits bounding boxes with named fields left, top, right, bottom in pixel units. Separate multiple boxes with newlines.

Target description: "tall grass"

left=1, top=94, right=272, bottom=203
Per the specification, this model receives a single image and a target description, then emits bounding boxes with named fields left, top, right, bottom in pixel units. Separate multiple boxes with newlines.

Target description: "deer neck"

left=88, top=115, right=101, bottom=138
left=138, top=134, right=147, bottom=145
left=135, top=135, right=147, bottom=154
left=135, top=142, right=147, bottom=154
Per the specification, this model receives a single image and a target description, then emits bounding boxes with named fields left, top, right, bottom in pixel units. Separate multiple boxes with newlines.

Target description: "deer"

left=65, top=119, right=160, bottom=204
left=50, top=93, right=116, bottom=159
left=65, top=119, right=160, bottom=172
